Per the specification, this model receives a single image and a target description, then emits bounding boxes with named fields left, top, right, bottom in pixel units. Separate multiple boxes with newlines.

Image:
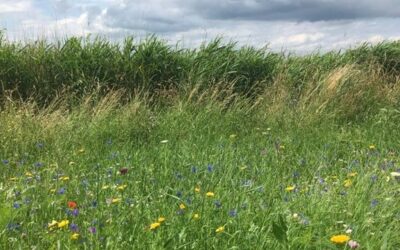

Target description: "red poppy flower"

left=68, top=201, right=77, bottom=209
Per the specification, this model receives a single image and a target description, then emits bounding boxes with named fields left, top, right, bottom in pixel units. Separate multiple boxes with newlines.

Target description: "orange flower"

left=68, top=201, right=77, bottom=209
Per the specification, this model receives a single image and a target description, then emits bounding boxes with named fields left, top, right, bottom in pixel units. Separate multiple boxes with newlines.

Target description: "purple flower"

left=2, top=159, right=9, bottom=165
left=191, top=166, right=197, bottom=173
left=207, top=164, right=214, bottom=172
left=70, top=223, right=79, bottom=232
left=89, top=226, right=97, bottom=234
left=72, top=208, right=79, bottom=216
left=13, top=202, right=21, bottom=209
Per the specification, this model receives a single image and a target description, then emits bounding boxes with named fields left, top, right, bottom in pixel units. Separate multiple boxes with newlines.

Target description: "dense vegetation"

left=0, top=35, right=399, bottom=249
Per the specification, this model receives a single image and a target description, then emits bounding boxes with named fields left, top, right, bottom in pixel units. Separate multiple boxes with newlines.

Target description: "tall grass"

left=1, top=33, right=399, bottom=121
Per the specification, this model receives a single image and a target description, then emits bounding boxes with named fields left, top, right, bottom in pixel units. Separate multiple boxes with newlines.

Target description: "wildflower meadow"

left=0, top=35, right=400, bottom=249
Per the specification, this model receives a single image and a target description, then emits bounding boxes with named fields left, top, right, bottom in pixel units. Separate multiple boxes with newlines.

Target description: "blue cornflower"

left=191, top=166, right=198, bottom=173
left=2, top=159, right=9, bottom=165
left=207, top=164, right=214, bottom=172
left=57, top=187, right=66, bottom=195
left=91, top=200, right=98, bottom=208
left=7, top=223, right=21, bottom=231
left=174, top=172, right=183, bottom=179
left=36, top=142, right=44, bottom=149
left=371, top=199, right=379, bottom=208
left=176, top=191, right=183, bottom=198
left=214, top=200, right=222, bottom=208
left=34, top=162, right=43, bottom=167
left=13, top=202, right=21, bottom=209
left=229, top=209, right=238, bottom=217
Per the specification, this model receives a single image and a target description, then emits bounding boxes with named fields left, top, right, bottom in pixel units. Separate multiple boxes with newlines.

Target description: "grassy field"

left=0, top=35, right=400, bottom=249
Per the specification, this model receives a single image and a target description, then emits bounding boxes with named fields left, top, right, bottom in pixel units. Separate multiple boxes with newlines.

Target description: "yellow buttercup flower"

left=57, top=219, right=69, bottom=229
left=193, top=213, right=200, bottom=220
left=71, top=233, right=80, bottom=240
left=117, top=184, right=127, bottom=191
left=59, top=176, right=70, bottom=181
left=150, top=222, right=160, bottom=230
left=348, top=172, right=357, bottom=177
left=285, top=185, right=295, bottom=192
left=215, top=226, right=225, bottom=233
left=330, top=234, right=350, bottom=244
left=344, top=179, right=352, bottom=188
left=206, top=192, right=215, bottom=197
left=111, top=198, right=121, bottom=204
left=369, top=145, right=376, bottom=150
left=158, top=217, right=165, bottom=223
left=179, top=203, right=186, bottom=209
left=78, top=148, right=85, bottom=153
left=194, top=187, right=201, bottom=193
left=48, top=220, right=58, bottom=228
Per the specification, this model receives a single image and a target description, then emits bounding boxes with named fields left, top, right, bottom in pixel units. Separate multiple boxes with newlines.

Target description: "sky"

left=1, top=0, right=400, bottom=53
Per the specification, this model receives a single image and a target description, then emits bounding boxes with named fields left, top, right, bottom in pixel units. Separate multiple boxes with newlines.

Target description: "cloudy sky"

left=1, top=0, right=400, bottom=53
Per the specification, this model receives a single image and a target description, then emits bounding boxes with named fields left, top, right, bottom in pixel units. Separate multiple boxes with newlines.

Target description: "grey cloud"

left=185, top=0, right=400, bottom=22
left=102, top=1, right=200, bottom=33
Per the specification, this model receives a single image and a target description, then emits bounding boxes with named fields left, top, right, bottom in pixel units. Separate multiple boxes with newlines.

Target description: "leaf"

left=271, top=214, right=288, bottom=244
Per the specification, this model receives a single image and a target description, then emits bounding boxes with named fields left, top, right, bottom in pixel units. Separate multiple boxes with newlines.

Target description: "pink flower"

left=348, top=240, right=360, bottom=249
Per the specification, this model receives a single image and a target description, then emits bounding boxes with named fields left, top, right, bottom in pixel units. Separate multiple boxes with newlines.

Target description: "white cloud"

left=0, top=0, right=31, bottom=13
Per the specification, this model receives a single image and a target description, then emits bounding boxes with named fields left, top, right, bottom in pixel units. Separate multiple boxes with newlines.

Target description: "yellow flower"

left=57, top=219, right=69, bottom=229
left=206, top=192, right=215, bottom=197
left=150, top=222, right=161, bottom=230
left=344, top=179, right=352, bottom=188
left=102, top=185, right=110, bottom=190
left=49, top=188, right=56, bottom=193
left=78, top=148, right=85, bottom=153
left=117, top=184, right=127, bottom=191
left=330, top=234, right=350, bottom=244
left=285, top=185, right=295, bottom=192
left=71, top=233, right=80, bottom=240
left=369, top=145, right=376, bottom=150
left=179, top=203, right=186, bottom=209
left=25, top=172, right=33, bottom=177
left=59, top=176, right=70, bottom=181
left=194, top=187, right=201, bottom=193
left=348, top=172, right=357, bottom=177
left=112, top=198, right=121, bottom=204
left=158, top=217, right=165, bottom=223
left=193, top=213, right=200, bottom=220
left=215, top=226, right=225, bottom=233
left=48, top=220, right=58, bottom=228
left=9, top=177, right=18, bottom=181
